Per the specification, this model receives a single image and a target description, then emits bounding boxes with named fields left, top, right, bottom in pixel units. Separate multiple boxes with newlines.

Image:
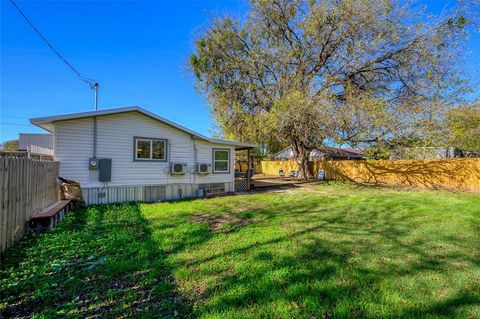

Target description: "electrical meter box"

left=99, top=158, right=112, bottom=182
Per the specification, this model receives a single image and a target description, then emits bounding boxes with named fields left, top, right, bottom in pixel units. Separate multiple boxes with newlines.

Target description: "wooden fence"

left=261, top=158, right=480, bottom=192
left=235, top=161, right=263, bottom=174
left=0, top=158, right=60, bottom=254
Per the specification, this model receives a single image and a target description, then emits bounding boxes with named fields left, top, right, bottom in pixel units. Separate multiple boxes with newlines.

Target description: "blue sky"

left=1, top=0, right=479, bottom=143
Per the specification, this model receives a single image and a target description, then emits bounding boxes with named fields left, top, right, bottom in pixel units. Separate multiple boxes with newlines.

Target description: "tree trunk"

left=292, top=142, right=313, bottom=179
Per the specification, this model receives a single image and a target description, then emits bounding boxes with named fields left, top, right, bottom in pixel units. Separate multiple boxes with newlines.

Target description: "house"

left=272, top=146, right=364, bottom=161
left=31, top=106, right=255, bottom=205
left=19, top=133, right=53, bottom=151
left=0, top=133, right=54, bottom=160
left=18, top=133, right=54, bottom=160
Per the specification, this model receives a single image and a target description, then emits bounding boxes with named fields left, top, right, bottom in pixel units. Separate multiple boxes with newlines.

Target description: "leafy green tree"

left=1, top=139, right=19, bottom=151
left=190, top=0, right=476, bottom=177
left=446, top=103, right=480, bottom=150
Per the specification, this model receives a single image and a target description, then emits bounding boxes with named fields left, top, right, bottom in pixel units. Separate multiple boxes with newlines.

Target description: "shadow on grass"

left=2, top=187, right=478, bottom=318
left=165, top=189, right=480, bottom=318
left=0, top=203, right=193, bottom=318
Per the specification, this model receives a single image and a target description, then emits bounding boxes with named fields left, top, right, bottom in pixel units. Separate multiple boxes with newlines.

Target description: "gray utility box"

left=98, top=158, right=112, bottom=182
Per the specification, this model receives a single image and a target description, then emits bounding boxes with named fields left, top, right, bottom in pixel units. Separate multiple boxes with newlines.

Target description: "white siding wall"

left=194, top=140, right=235, bottom=191
left=54, top=111, right=235, bottom=191
left=55, top=118, right=93, bottom=186
left=19, top=133, right=54, bottom=151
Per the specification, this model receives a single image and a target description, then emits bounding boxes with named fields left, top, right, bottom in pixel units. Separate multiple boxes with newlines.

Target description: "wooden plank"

left=31, top=200, right=72, bottom=219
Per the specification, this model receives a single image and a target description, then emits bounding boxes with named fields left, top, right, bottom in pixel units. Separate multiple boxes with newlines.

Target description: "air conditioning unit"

left=196, top=163, right=211, bottom=175
left=170, top=163, right=188, bottom=175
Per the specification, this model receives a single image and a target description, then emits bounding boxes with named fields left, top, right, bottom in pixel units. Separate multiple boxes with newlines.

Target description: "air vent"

left=196, top=163, right=211, bottom=175
left=170, top=163, right=188, bottom=175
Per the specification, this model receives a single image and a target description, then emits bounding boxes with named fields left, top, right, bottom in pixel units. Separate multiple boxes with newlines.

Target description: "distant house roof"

left=30, top=106, right=256, bottom=150
left=316, top=146, right=364, bottom=158
left=273, top=146, right=364, bottom=160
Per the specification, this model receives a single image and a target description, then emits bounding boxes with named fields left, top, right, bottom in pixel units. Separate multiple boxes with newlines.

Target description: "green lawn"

left=1, top=182, right=479, bottom=318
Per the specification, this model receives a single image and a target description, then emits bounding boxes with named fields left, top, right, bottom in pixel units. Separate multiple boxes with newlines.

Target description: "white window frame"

left=134, top=137, right=167, bottom=161
left=213, top=148, right=230, bottom=173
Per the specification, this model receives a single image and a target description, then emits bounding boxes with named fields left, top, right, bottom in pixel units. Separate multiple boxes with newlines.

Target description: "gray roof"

left=30, top=106, right=255, bottom=149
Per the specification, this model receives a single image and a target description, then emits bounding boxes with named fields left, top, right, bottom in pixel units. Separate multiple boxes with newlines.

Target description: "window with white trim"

left=134, top=137, right=167, bottom=161
left=213, top=149, right=230, bottom=173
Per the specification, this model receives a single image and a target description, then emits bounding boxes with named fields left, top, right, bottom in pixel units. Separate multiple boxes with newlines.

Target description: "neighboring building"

left=18, top=133, right=54, bottom=160
left=273, top=146, right=364, bottom=161
left=31, top=106, right=255, bottom=205
left=0, top=133, right=54, bottom=160
left=19, top=133, right=54, bottom=151
left=390, top=147, right=480, bottom=160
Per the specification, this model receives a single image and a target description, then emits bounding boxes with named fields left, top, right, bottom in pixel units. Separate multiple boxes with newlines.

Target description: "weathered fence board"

left=261, top=158, right=480, bottom=192
left=0, top=158, right=59, bottom=254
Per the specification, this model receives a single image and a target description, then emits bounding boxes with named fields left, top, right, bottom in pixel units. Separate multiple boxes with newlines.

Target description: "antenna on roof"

left=93, top=83, right=99, bottom=111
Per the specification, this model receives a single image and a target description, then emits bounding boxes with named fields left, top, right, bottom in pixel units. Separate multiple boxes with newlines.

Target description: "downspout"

left=93, top=117, right=97, bottom=158
left=192, top=136, right=197, bottom=184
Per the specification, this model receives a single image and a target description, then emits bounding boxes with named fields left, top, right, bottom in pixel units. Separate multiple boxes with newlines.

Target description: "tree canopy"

left=446, top=103, right=480, bottom=151
left=0, top=139, right=19, bottom=152
left=190, top=0, right=477, bottom=176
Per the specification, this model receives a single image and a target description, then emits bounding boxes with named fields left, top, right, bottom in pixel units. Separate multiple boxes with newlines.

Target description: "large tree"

left=0, top=139, right=19, bottom=151
left=190, top=0, right=476, bottom=177
left=446, top=102, right=480, bottom=150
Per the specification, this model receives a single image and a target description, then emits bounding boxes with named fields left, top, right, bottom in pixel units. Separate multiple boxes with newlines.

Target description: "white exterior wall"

left=19, top=133, right=54, bottom=151
left=194, top=139, right=235, bottom=190
left=55, top=118, right=93, bottom=186
left=54, top=111, right=235, bottom=192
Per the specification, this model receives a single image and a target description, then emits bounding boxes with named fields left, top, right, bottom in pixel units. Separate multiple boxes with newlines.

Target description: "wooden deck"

left=251, top=175, right=313, bottom=189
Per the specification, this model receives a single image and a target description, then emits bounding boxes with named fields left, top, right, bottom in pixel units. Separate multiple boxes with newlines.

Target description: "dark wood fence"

left=0, top=158, right=59, bottom=254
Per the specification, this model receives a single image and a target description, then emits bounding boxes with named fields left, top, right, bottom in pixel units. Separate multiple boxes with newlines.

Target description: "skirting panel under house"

left=82, top=182, right=234, bottom=206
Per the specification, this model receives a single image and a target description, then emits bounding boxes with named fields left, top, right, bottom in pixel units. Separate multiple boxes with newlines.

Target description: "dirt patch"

left=189, top=212, right=251, bottom=233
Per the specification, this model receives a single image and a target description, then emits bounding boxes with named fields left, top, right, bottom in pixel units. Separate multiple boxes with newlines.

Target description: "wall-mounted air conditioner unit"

left=196, top=163, right=211, bottom=175
left=170, top=163, right=188, bottom=175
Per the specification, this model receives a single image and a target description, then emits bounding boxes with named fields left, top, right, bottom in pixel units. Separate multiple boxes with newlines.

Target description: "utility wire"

left=1, top=123, right=33, bottom=127
left=9, top=0, right=97, bottom=89
left=2, top=114, right=30, bottom=119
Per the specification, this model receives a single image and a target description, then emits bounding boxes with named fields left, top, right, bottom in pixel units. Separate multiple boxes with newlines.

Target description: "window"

left=213, top=149, right=230, bottom=173
left=134, top=137, right=167, bottom=161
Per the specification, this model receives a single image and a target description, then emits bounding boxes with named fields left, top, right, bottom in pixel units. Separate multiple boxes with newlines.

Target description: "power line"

left=9, top=0, right=97, bottom=89
left=1, top=103, right=81, bottom=111
left=2, top=68, right=85, bottom=88
left=1, top=114, right=30, bottom=120
left=1, top=123, right=33, bottom=127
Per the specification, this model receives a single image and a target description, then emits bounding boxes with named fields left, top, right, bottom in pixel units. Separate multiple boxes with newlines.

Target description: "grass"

left=1, top=182, right=479, bottom=318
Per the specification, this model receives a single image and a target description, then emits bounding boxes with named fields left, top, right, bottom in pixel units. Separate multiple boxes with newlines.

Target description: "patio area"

left=251, top=174, right=303, bottom=189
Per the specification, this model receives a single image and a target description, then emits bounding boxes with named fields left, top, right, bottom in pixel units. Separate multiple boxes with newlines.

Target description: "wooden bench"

left=29, top=200, right=73, bottom=232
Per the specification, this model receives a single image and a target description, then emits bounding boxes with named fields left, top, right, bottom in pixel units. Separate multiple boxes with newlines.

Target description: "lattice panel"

left=235, top=179, right=250, bottom=192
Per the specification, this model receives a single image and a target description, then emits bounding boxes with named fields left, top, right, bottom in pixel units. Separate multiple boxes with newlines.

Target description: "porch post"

left=247, top=148, right=251, bottom=190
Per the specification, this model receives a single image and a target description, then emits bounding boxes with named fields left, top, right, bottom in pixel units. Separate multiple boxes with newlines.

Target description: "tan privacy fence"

left=0, top=158, right=60, bottom=254
left=261, top=158, right=480, bottom=192
left=235, top=161, right=263, bottom=174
